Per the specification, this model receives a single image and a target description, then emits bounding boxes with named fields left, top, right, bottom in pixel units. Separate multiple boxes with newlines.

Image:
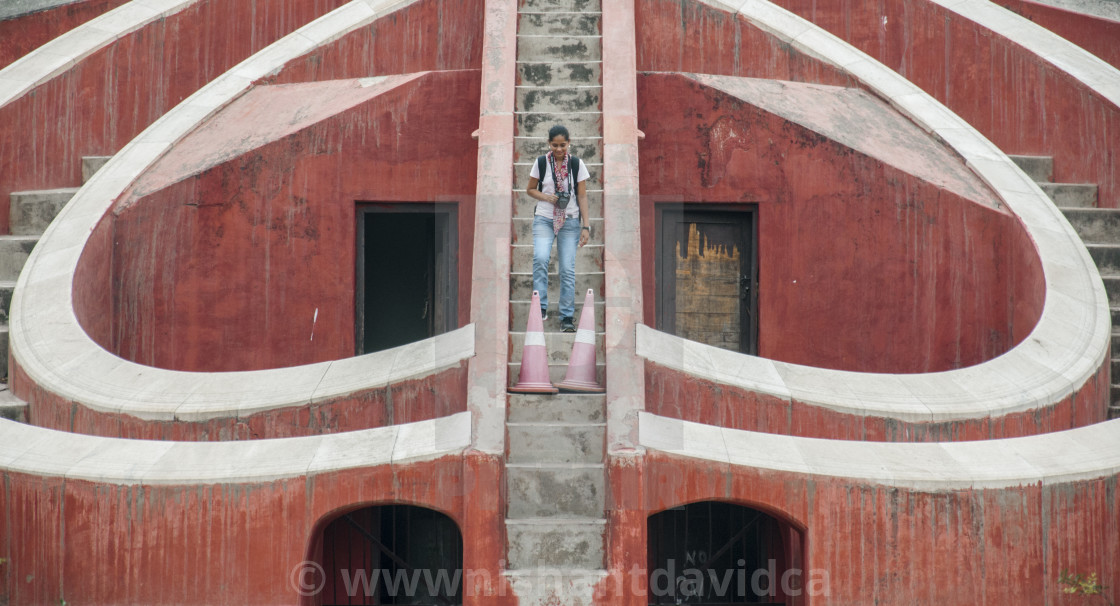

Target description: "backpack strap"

left=536, top=154, right=580, bottom=194
left=536, top=155, right=547, bottom=191
left=568, top=156, right=580, bottom=194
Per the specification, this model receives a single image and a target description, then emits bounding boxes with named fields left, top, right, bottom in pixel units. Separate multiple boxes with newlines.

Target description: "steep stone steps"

left=510, top=300, right=606, bottom=331
left=507, top=393, right=606, bottom=423
left=506, top=519, right=606, bottom=569
left=511, top=244, right=603, bottom=272
left=517, top=61, right=601, bottom=87
left=518, top=11, right=600, bottom=35
left=512, top=216, right=604, bottom=244
left=0, top=387, right=27, bottom=423
left=1, top=154, right=110, bottom=376
left=1010, top=155, right=1119, bottom=418
left=516, top=111, right=601, bottom=138
left=515, top=134, right=602, bottom=163
left=508, top=361, right=606, bottom=387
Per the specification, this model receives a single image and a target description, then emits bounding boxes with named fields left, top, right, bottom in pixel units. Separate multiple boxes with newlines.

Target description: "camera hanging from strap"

left=537, top=154, right=578, bottom=210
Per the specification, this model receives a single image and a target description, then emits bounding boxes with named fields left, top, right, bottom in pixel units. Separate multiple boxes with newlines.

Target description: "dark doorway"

left=357, top=204, right=457, bottom=355
left=657, top=207, right=757, bottom=354
left=647, top=502, right=801, bottom=605
left=318, top=505, right=463, bottom=606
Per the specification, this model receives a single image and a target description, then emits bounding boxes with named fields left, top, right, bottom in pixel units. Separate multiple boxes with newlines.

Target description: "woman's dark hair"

left=547, top=124, right=570, bottom=141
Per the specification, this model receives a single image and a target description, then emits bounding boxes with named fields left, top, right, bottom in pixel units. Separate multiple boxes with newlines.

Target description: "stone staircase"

left=1009, top=155, right=1120, bottom=419
left=0, top=155, right=110, bottom=378
left=509, top=0, right=606, bottom=389
left=504, top=393, right=607, bottom=604
left=505, top=0, right=607, bottom=603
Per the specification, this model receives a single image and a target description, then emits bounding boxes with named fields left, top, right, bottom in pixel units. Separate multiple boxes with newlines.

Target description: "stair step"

left=512, top=217, right=604, bottom=245
left=1087, top=244, right=1120, bottom=275
left=82, top=155, right=113, bottom=184
left=511, top=300, right=606, bottom=332
left=0, top=327, right=6, bottom=380
left=502, top=569, right=607, bottom=606
left=515, top=190, right=602, bottom=218
left=1104, top=277, right=1120, bottom=306
left=0, top=235, right=40, bottom=282
left=518, top=61, right=601, bottom=87
left=516, top=86, right=602, bottom=113
left=505, top=519, right=606, bottom=569
left=511, top=244, right=603, bottom=273
left=508, top=361, right=606, bottom=387
left=508, top=393, right=606, bottom=423
left=1110, top=306, right=1120, bottom=328
left=0, top=281, right=15, bottom=325
left=10, top=188, right=79, bottom=235
left=515, top=162, right=601, bottom=188
left=1111, top=356, right=1120, bottom=380
left=1112, top=329, right=1120, bottom=354
left=1008, top=154, right=1054, bottom=182
left=1060, top=208, right=1120, bottom=245
left=1041, top=182, right=1098, bottom=208
left=508, top=422, right=605, bottom=463
left=506, top=463, right=605, bottom=518
left=519, top=0, right=602, bottom=13
left=515, top=135, right=602, bottom=164
left=516, top=112, right=602, bottom=139
left=511, top=270, right=604, bottom=301
left=517, top=35, right=602, bottom=62
left=518, top=11, right=601, bottom=35
left=0, top=387, right=26, bottom=423
left=1111, top=382, right=1120, bottom=408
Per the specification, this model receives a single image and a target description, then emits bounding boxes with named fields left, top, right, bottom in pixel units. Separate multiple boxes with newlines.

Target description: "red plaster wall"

left=992, top=0, right=1120, bottom=70
left=0, top=0, right=129, bottom=69
left=11, top=357, right=469, bottom=440
left=645, top=359, right=1110, bottom=441
left=71, top=71, right=479, bottom=373
left=770, top=0, right=1120, bottom=208
left=637, top=73, right=1044, bottom=374
left=264, top=0, right=483, bottom=85
left=635, top=0, right=855, bottom=85
left=0, top=454, right=510, bottom=606
left=0, top=0, right=370, bottom=235
left=600, top=454, right=1120, bottom=606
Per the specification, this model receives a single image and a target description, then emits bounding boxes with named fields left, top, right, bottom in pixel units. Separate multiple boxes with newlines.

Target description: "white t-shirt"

left=530, top=155, right=591, bottom=219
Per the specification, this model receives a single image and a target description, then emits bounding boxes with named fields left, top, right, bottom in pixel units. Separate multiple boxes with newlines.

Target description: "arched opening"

left=647, top=501, right=805, bottom=605
left=311, top=504, right=463, bottom=606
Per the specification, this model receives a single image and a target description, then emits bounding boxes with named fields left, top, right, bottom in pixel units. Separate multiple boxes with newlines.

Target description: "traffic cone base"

left=511, top=290, right=559, bottom=394
left=557, top=289, right=605, bottom=393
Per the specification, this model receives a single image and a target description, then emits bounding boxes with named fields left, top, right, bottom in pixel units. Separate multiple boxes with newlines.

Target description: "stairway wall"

left=0, top=0, right=352, bottom=234
left=0, top=0, right=127, bottom=70
left=991, top=0, right=1120, bottom=70
left=770, top=0, right=1120, bottom=209
left=79, top=72, right=479, bottom=373
left=636, top=73, right=1045, bottom=374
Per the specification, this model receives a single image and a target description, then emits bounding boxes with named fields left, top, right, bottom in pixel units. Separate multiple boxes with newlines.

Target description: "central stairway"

left=504, top=0, right=608, bottom=603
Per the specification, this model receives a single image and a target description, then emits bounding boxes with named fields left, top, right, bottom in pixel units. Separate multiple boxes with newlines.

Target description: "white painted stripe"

left=575, top=328, right=596, bottom=345
left=524, top=331, right=546, bottom=347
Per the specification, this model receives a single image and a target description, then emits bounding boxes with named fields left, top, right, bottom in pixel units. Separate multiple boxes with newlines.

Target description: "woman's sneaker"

left=561, top=317, right=576, bottom=333
left=541, top=308, right=548, bottom=321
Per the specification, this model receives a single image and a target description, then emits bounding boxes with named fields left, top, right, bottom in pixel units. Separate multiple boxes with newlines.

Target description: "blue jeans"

left=532, top=214, right=580, bottom=319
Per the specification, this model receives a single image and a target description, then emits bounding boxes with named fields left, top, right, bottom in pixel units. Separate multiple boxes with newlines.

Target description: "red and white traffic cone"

left=510, top=290, right=559, bottom=394
left=557, top=289, right=604, bottom=393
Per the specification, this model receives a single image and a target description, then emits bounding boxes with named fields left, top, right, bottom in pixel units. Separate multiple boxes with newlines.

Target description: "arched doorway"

left=314, top=504, right=463, bottom=605
left=647, top=501, right=804, bottom=605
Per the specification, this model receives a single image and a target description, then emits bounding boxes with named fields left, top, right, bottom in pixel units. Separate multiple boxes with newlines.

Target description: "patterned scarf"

left=550, top=152, right=570, bottom=234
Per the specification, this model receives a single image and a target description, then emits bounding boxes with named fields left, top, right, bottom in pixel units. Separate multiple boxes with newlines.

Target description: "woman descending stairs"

left=504, top=0, right=608, bottom=603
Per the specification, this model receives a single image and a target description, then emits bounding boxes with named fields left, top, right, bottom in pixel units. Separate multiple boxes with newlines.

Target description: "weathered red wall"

left=637, top=73, right=1044, bottom=373
left=770, top=0, right=1120, bottom=208
left=0, top=452, right=513, bottom=606
left=11, top=357, right=468, bottom=440
left=0, top=0, right=128, bottom=69
left=264, top=0, right=483, bottom=85
left=0, top=0, right=431, bottom=235
left=993, top=0, right=1120, bottom=70
left=600, top=454, right=1120, bottom=605
left=71, top=71, right=478, bottom=372
left=645, top=360, right=1110, bottom=440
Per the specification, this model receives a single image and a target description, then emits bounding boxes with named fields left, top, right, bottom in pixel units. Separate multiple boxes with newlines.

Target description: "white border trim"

left=9, top=0, right=473, bottom=423
left=635, top=0, right=1114, bottom=423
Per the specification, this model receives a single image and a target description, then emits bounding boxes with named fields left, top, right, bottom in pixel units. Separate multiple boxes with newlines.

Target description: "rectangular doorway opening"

left=657, top=205, right=758, bottom=355
left=356, top=204, right=457, bottom=355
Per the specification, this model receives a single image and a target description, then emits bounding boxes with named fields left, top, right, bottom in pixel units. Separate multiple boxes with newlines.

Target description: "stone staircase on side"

left=505, top=0, right=608, bottom=603
left=1009, top=155, right=1120, bottom=419
left=0, top=155, right=110, bottom=383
